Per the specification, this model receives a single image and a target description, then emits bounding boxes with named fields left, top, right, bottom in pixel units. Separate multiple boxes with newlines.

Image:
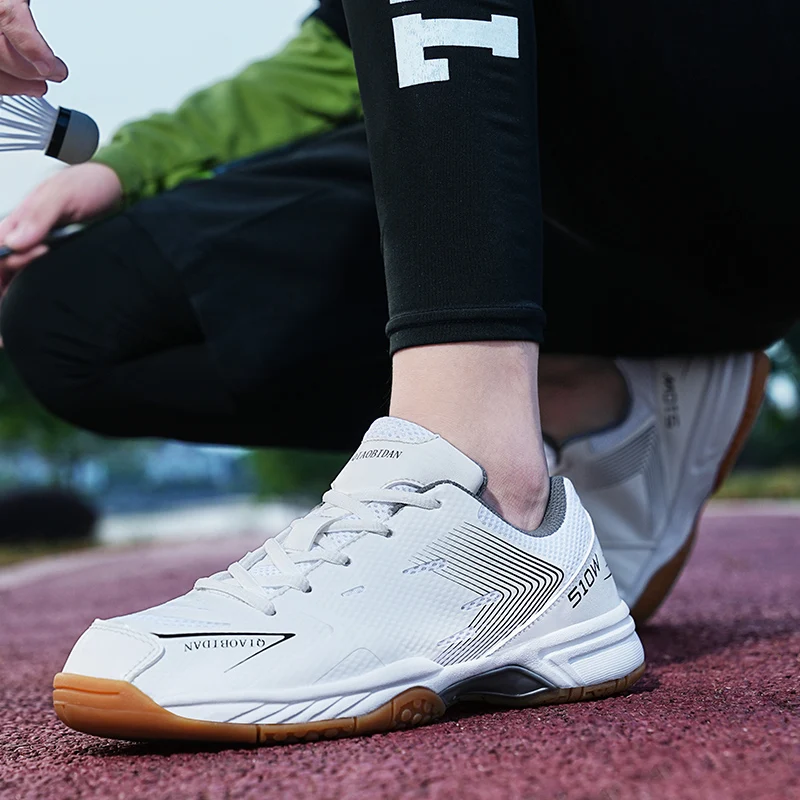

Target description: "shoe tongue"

left=332, top=417, right=486, bottom=495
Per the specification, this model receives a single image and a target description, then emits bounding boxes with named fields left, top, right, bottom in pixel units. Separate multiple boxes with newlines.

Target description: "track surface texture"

left=2, top=512, right=798, bottom=800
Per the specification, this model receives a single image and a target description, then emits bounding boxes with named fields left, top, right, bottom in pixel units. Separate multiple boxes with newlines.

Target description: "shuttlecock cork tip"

left=47, top=107, right=100, bottom=165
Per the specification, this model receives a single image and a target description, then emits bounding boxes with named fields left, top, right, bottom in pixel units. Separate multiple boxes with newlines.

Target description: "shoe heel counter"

left=558, top=480, right=629, bottom=626
left=563, top=534, right=627, bottom=625
left=560, top=476, right=600, bottom=557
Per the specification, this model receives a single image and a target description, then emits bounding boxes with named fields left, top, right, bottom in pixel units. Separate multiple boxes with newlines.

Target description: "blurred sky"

left=1, top=0, right=315, bottom=214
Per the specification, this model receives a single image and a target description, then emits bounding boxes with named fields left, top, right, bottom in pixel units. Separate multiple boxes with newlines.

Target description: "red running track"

left=1, top=511, right=799, bottom=800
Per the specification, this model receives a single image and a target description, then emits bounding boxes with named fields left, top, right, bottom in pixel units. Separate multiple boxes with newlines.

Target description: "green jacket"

left=93, top=18, right=361, bottom=206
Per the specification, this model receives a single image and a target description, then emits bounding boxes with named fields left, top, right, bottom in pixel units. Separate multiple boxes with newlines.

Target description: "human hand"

left=0, top=0, right=67, bottom=95
left=0, top=163, right=122, bottom=274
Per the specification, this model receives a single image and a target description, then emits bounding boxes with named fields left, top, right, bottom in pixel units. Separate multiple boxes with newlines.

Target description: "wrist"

left=91, top=147, right=139, bottom=206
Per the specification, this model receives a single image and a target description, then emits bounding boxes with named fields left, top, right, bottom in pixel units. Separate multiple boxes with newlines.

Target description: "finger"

left=0, top=33, right=40, bottom=78
left=49, top=54, right=67, bottom=82
left=2, top=200, right=63, bottom=251
left=0, top=212, right=14, bottom=236
left=0, top=177, right=69, bottom=252
left=2, top=243, right=48, bottom=270
left=0, top=69, right=46, bottom=95
left=0, top=0, right=65, bottom=79
left=3, top=221, right=45, bottom=251
left=0, top=36, right=65, bottom=83
left=0, top=211, right=22, bottom=246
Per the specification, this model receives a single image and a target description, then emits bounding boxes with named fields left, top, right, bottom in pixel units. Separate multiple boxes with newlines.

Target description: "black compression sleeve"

left=334, top=0, right=545, bottom=352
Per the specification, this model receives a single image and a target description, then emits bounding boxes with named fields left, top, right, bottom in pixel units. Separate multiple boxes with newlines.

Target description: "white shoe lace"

left=195, top=487, right=441, bottom=615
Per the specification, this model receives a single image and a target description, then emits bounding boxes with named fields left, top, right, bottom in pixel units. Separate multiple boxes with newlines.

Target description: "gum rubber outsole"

left=631, top=352, right=770, bottom=624
left=53, top=663, right=646, bottom=745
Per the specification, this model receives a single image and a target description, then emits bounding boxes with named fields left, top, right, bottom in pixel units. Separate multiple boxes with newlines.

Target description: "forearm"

left=339, top=0, right=545, bottom=353
left=93, top=17, right=361, bottom=206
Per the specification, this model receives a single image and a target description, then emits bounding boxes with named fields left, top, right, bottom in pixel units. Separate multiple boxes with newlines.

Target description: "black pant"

left=326, top=0, right=800, bottom=352
left=0, top=124, right=797, bottom=451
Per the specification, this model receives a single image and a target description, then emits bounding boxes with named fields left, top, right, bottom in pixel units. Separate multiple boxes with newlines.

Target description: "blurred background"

left=1, top=1, right=798, bottom=561
left=0, top=0, right=348, bottom=557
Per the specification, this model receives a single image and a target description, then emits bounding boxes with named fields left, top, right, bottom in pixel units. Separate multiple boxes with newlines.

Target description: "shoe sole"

left=630, top=351, right=770, bottom=624
left=53, top=663, right=645, bottom=745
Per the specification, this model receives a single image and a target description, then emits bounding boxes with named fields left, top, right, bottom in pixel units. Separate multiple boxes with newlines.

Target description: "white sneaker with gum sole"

left=55, top=417, right=644, bottom=745
left=550, top=352, right=769, bottom=623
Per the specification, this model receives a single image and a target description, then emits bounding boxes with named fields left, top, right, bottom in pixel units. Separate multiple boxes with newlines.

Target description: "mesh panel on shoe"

left=362, top=417, right=437, bottom=445
left=474, top=478, right=586, bottom=575
left=583, top=425, right=657, bottom=490
left=248, top=484, right=417, bottom=584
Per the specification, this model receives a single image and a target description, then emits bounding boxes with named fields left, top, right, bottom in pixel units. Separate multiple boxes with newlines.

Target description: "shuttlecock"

left=0, top=95, right=99, bottom=165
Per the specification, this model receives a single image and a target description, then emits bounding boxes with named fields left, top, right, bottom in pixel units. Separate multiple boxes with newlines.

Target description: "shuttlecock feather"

left=0, top=95, right=99, bottom=165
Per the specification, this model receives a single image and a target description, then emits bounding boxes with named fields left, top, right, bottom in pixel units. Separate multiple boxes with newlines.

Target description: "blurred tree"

left=251, top=448, right=349, bottom=500
left=784, top=323, right=800, bottom=363
left=736, top=325, right=800, bottom=469
left=0, top=485, right=98, bottom=543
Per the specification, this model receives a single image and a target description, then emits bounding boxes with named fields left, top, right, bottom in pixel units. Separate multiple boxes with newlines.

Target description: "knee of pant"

left=1, top=262, right=101, bottom=427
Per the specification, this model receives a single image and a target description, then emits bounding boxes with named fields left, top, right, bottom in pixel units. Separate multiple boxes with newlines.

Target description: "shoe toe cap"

left=62, top=621, right=163, bottom=682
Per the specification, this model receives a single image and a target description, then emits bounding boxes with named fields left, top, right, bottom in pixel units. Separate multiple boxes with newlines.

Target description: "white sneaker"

left=550, top=352, right=769, bottom=623
left=55, top=418, right=644, bottom=745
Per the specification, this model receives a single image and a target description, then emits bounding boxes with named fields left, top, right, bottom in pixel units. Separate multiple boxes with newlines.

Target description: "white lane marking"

left=703, top=501, right=800, bottom=518
left=0, top=548, right=140, bottom=591
left=0, top=502, right=301, bottom=591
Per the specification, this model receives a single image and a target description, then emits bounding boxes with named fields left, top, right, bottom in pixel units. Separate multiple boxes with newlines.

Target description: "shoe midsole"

left=128, top=601, right=642, bottom=726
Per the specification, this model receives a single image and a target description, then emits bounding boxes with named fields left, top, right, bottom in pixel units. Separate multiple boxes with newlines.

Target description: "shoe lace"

left=194, top=487, right=440, bottom=615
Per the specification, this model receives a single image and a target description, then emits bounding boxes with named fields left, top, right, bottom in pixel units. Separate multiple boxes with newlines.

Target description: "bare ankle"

left=391, top=342, right=551, bottom=529
left=539, top=355, right=629, bottom=446
left=481, top=460, right=551, bottom=530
